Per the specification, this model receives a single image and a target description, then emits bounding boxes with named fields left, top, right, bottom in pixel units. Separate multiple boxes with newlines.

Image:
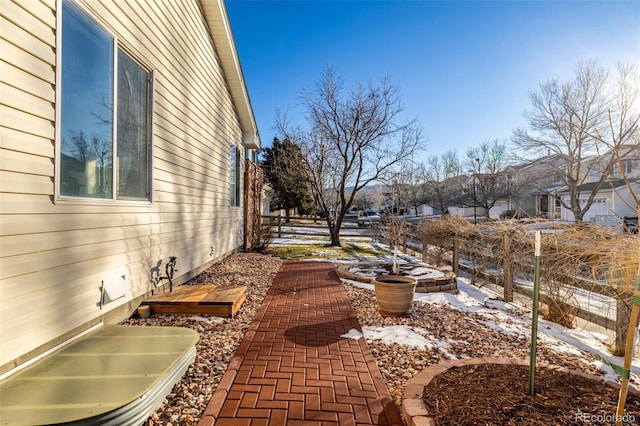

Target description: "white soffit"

left=201, top=0, right=261, bottom=150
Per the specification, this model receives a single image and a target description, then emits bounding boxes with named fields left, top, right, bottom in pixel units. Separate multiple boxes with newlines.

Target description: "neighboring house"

left=556, top=179, right=639, bottom=226
left=551, top=145, right=639, bottom=225
left=416, top=204, right=435, bottom=217
left=479, top=146, right=639, bottom=222
left=586, top=144, right=640, bottom=182
left=0, top=0, right=260, bottom=373
left=425, top=174, right=467, bottom=217
left=440, top=145, right=639, bottom=224
left=505, top=155, right=568, bottom=219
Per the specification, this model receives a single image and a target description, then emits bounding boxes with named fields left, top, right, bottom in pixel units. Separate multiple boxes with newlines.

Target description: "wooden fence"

left=243, top=160, right=263, bottom=251
left=413, top=219, right=636, bottom=355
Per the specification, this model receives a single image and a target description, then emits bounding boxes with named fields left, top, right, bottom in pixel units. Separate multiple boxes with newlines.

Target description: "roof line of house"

left=201, top=0, right=260, bottom=150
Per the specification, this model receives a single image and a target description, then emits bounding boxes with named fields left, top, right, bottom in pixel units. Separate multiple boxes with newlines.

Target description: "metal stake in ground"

left=529, top=230, right=542, bottom=396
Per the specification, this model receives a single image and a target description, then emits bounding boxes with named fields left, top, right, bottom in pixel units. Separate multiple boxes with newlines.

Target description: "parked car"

left=357, top=210, right=381, bottom=226
left=623, top=216, right=638, bottom=234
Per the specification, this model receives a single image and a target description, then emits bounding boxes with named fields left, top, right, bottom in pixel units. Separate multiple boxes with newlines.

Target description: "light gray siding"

left=0, top=0, right=251, bottom=372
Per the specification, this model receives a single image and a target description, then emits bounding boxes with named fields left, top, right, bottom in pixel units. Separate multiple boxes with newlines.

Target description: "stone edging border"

left=335, top=264, right=377, bottom=283
left=335, top=264, right=459, bottom=294
left=401, top=357, right=639, bottom=426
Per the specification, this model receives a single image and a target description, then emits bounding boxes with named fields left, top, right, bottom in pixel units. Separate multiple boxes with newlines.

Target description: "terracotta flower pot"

left=372, top=275, right=417, bottom=315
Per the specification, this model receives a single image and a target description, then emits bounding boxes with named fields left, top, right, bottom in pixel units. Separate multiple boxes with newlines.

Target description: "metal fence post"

left=453, top=237, right=459, bottom=276
left=503, top=233, right=513, bottom=303
left=278, top=212, right=282, bottom=238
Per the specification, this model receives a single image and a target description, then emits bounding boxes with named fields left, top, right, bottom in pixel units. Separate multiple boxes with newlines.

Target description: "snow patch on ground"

left=343, top=271, right=640, bottom=381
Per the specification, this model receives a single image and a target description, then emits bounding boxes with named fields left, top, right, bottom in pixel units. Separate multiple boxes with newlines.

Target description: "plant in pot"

left=372, top=216, right=417, bottom=315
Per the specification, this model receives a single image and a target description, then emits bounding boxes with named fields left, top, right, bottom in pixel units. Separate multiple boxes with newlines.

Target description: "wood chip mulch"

left=422, top=363, right=640, bottom=425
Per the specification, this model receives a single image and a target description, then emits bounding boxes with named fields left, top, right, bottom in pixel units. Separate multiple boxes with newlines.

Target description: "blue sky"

left=226, top=0, right=640, bottom=162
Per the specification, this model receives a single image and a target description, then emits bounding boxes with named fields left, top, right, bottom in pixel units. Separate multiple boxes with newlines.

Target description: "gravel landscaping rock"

left=124, top=252, right=636, bottom=425
left=342, top=283, right=617, bottom=411
left=125, top=253, right=282, bottom=426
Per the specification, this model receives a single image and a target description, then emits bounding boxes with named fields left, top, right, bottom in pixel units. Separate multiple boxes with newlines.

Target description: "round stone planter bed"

left=418, top=362, right=640, bottom=425
left=337, top=262, right=458, bottom=294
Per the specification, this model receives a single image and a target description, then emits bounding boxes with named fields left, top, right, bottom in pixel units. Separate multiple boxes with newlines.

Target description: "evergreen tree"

left=261, top=137, right=315, bottom=216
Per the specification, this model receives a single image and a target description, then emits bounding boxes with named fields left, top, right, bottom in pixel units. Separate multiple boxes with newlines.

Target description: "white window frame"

left=54, top=0, right=154, bottom=205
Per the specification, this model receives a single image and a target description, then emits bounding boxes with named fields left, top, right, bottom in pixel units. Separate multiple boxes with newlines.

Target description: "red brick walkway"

left=198, top=261, right=402, bottom=426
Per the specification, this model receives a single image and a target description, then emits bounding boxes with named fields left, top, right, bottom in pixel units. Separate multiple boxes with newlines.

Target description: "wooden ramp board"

left=142, top=285, right=247, bottom=317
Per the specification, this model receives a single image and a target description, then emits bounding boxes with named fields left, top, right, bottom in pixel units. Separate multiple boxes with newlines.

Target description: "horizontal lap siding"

left=0, top=0, right=245, bottom=370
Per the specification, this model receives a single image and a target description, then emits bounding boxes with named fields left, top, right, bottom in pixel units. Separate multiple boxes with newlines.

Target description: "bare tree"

left=391, top=163, right=429, bottom=216
left=351, top=190, right=371, bottom=211
left=424, top=150, right=462, bottom=214
left=281, top=68, right=425, bottom=246
left=463, top=139, right=518, bottom=218
left=512, top=60, right=621, bottom=221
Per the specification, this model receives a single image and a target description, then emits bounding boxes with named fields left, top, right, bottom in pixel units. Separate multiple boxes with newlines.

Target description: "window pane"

left=117, top=49, right=150, bottom=200
left=60, top=1, right=114, bottom=198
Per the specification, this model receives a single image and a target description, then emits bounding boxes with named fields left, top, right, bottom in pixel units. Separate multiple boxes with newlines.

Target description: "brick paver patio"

left=198, top=260, right=402, bottom=425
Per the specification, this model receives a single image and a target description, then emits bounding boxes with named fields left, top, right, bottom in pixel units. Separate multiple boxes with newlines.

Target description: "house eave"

left=201, top=0, right=261, bottom=150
